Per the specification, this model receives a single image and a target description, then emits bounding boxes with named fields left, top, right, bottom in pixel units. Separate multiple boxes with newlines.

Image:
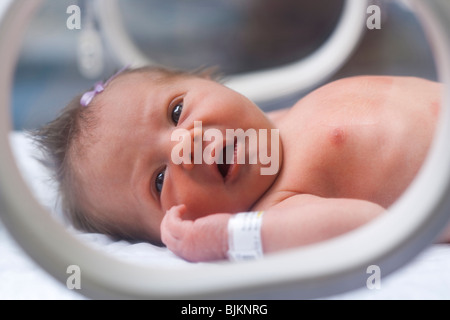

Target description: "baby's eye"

left=155, top=170, right=165, bottom=193
left=171, top=101, right=183, bottom=125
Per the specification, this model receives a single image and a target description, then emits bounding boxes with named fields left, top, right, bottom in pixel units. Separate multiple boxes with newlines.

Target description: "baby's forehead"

left=93, top=72, right=165, bottom=115
left=112, top=68, right=191, bottom=87
left=98, top=71, right=183, bottom=106
left=88, top=71, right=173, bottom=147
left=109, top=71, right=167, bottom=90
left=92, top=68, right=215, bottom=131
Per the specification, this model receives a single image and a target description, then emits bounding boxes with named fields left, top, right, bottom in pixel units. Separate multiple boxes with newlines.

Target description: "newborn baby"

left=34, top=66, right=449, bottom=262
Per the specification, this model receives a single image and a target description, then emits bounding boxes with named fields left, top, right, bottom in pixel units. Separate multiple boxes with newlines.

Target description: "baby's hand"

left=160, top=204, right=231, bottom=262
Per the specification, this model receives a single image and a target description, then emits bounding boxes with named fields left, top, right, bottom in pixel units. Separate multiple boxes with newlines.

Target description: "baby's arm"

left=260, top=194, right=384, bottom=253
left=161, top=195, right=384, bottom=262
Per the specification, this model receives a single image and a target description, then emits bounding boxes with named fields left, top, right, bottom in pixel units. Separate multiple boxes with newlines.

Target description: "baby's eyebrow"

left=141, top=87, right=179, bottom=129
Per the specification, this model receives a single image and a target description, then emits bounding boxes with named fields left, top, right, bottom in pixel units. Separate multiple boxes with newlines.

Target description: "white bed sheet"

left=1, top=131, right=449, bottom=299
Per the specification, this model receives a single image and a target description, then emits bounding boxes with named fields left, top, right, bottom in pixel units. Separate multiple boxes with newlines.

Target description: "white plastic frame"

left=96, top=0, right=369, bottom=103
left=1, top=0, right=450, bottom=299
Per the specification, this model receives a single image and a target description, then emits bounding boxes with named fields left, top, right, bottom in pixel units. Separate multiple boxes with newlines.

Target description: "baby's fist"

left=160, top=205, right=231, bottom=262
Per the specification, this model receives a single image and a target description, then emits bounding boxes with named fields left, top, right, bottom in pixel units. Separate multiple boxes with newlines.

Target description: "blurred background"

left=12, top=0, right=437, bottom=130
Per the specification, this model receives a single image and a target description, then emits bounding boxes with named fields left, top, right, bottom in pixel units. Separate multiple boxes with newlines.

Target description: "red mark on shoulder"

left=329, top=127, right=346, bottom=146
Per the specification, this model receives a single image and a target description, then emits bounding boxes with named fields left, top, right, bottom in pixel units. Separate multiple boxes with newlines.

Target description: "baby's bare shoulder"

left=274, top=75, right=440, bottom=129
left=292, top=75, right=439, bottom=106
left=266, top=108, right=290, bottom=125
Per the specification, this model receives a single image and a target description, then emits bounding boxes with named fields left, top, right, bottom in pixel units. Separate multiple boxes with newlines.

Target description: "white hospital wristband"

left=227, top=211, right=265, bottom=261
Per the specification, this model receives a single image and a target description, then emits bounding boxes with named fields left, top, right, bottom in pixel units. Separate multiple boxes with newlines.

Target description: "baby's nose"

left=170, top=127, right=203, bottom=170
left=190, top=127, right=203, bottom=166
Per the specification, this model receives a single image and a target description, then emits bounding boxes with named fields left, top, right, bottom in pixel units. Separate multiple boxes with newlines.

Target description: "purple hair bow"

left=80, top=65, right=130, bottom=107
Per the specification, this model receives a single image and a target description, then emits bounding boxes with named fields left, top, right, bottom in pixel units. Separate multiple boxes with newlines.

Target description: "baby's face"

left=80, top=72, right=280, bottom=242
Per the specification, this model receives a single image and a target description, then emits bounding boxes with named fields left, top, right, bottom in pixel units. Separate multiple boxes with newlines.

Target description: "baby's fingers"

left=166, top=204, right=187, bottom=220
left=164, top=205, right=189, bottom=233
left=161, top=204, right=190, bottom=242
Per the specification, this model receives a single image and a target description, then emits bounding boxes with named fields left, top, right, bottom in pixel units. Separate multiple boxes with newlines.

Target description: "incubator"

left=1, top=0, right=450, bottom=299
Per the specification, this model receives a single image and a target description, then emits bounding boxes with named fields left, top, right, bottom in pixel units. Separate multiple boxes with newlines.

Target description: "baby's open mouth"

left=217, top=138, right=237, bottom=180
